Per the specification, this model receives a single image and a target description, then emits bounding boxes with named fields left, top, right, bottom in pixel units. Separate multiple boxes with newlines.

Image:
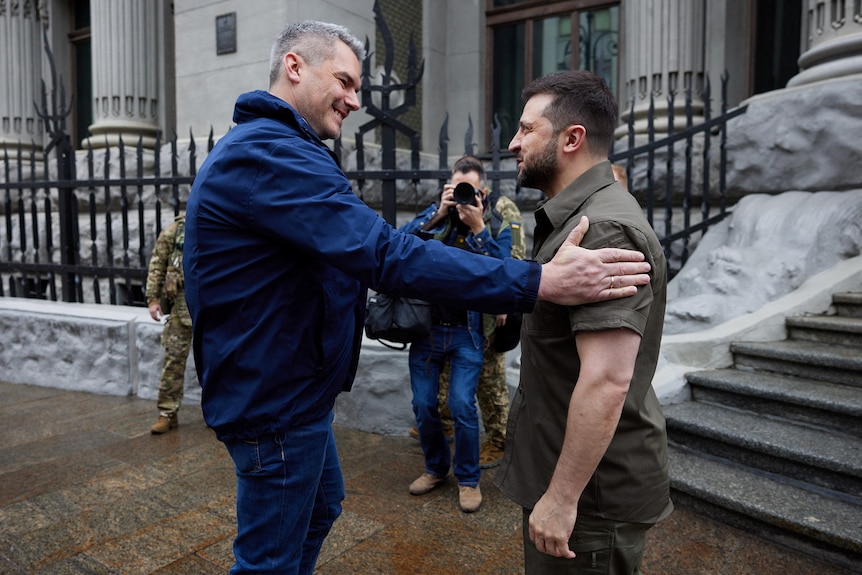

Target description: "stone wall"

left=0, top=296, right=524, bottom=437
left=0, top=299, right=199, bottom=404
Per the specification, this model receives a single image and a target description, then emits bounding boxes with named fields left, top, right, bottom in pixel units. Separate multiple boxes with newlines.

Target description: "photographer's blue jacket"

left=402, top=202, right=513, bottom=347
left=184, top=90, right=541, bottom=441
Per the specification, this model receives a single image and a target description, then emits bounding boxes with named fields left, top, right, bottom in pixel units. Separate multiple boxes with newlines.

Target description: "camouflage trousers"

left=438, top=344, right=510, bottom=448
left=157, top=308, right=193, bottom=417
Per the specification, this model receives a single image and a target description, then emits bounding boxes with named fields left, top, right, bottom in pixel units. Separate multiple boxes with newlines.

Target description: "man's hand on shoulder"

left=537, top=216, right=651, bottom=306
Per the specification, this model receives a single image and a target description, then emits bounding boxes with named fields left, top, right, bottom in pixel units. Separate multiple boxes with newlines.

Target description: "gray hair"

left=269, top=21, right=366, bottom=87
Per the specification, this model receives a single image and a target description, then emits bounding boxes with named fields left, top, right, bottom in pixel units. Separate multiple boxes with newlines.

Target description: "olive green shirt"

left=495, top=161, right=672, bottom=524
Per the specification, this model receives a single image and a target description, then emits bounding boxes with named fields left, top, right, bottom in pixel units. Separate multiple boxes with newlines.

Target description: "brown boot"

left=150, top=414, right=178, bottom=434
left=409, top=472, right=448, bottom=495
left=459, top=485, right=482, bottom=513
left=479, top=441, right=504, bottom=469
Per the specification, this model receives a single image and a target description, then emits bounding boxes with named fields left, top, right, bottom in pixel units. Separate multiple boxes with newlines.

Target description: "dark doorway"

left=753, top=0, right=802, bottom=93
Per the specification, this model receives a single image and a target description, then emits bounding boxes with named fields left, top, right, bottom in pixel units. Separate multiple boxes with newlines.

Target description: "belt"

left=434, top=320, right=467, bottom=327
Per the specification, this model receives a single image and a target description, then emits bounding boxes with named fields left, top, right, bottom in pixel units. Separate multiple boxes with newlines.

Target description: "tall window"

left=487, top=1, right=619, bottom=147
left=69, top=0, right=92, bottom=146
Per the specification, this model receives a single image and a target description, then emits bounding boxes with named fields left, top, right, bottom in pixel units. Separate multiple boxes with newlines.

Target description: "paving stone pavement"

left=0, top=381, right=852, bottom=574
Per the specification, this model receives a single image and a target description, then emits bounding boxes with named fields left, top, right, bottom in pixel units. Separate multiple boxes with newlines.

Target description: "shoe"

left=409, top=472, right=447, bottom=495
left=459, top=485, right=482, bottom=513
left=479, top=441, right=504, bottom=469
left=408, top=426, right=455, bottom=442
left=150, top=414, right=178, bottom=434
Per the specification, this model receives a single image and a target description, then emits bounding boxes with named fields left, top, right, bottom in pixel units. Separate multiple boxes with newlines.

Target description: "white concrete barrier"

left=0, top=298, right=199, bottom=404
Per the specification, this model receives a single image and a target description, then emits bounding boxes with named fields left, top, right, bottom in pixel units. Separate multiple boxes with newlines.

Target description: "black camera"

left=452, top=182, right=480, bottom=205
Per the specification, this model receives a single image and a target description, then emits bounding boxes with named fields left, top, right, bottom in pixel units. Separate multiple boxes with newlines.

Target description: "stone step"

left=834, top=292, right=862, bottom=318
left=668, top=444, right=862, bottom=572
left=731, top=340, right=862, bottom=388
left=786, top=315, right=862, bottom=347
left=686, top=369, right=862, bottom=438
left=664, top=401, right=862, bottom=496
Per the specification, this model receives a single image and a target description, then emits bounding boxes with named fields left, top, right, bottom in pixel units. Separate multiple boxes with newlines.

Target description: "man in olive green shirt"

left=494, top=70, right=672, bottom=574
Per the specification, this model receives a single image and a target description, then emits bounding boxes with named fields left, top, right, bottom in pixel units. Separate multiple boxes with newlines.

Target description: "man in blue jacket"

left=184, top=20, right=652, bottom=575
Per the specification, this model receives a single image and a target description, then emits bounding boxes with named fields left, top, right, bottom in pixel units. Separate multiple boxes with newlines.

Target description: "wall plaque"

left=216, top=13, right=237, bottom=55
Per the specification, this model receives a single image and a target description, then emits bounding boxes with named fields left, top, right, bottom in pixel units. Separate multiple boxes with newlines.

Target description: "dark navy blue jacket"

left=184, top=90, right=541, bottom=441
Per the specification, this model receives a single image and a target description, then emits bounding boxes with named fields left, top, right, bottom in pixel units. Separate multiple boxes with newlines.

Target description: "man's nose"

left=346, top=90, right=360, bottom=111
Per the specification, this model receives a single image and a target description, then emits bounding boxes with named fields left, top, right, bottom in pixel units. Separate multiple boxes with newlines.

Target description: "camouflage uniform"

left=439, top=193, right=525, bottom=449
left=145, top=214, right=193, bottom=418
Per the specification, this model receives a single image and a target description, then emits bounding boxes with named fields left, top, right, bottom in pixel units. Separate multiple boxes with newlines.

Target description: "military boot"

left=150, top=414, right=178, bottom=434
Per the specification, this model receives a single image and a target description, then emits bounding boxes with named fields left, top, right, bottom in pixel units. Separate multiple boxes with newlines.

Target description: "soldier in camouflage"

left=145, top=213, right=193, bottom=434
left=416, top=156, right=526, bottom=469
left=475, top=189, right=524, bottom=467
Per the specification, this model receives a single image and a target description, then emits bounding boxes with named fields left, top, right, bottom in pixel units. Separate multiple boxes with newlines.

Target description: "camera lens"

left=453, top=182, right=477, bottom=205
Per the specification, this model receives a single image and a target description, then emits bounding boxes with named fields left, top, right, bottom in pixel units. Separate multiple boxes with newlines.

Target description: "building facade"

left=2, top=1, right=861, bottom=160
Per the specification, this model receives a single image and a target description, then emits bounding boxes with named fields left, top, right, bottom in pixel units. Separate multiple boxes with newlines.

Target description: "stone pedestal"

left=618, top=0, right=706, bottom=135
left=788, top=0, right=862, bottom=86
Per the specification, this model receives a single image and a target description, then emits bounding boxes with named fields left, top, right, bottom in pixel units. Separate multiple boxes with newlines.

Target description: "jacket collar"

left=233, top=90, right=327, bottom=146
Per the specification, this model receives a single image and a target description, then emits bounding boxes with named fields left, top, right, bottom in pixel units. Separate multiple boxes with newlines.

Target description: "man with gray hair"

left=185, top=21, right=652, bottom=574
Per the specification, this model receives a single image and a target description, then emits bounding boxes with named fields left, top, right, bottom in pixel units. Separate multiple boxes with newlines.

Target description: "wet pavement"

left=0, top=381, right=852, bottom=574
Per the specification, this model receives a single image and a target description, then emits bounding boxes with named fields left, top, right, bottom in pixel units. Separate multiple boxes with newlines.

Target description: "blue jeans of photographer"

left=409, top=324, right=485, bottom=486
left=223, top=411, right=344, bottom=575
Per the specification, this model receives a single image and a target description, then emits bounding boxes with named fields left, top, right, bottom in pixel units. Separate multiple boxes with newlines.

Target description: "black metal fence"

left=1, top=132, right=213, bottom=306
left=0, top=4, right=746, bottom=307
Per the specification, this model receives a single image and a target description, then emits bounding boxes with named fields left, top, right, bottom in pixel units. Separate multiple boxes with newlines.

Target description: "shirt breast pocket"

left=524, top=300, right=571, bottom=336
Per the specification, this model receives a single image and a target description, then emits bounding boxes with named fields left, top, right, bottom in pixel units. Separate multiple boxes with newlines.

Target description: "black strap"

left=487, top=191, right=505, bottom=239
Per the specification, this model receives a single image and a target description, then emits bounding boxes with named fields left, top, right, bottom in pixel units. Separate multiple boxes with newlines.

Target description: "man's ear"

left=284, top=52, right=302, bottom=83
left=562, top=124, right=587, bottom=154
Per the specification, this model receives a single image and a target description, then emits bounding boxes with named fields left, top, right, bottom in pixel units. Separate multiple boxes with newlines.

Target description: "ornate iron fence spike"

left=464, top=116, right=474, bottom=156
left=438, top=113, right=450, bottom=155
left=407, top=33, right=417, bottom=83
left=373, top=0, right=395, bottom=79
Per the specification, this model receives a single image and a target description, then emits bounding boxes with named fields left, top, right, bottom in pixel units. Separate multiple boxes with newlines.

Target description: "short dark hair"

left=522, top=70, right=618, bottom=156
left=452, top=155, right=486, bottom=182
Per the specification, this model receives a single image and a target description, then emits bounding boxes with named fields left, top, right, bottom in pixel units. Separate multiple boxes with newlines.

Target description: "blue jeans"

left=223, top=412, right=344, bottom=575
left=409, top=324, right=484, bottom=486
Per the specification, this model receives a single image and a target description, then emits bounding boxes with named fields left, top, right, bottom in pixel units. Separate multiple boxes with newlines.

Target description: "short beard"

left=517, top=137, right=558, bottom=192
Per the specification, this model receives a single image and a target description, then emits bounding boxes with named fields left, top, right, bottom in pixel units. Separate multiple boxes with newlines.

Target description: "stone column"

left=787, top=0, right=862, bottom=86
left=87, top=0, right=160, bottom=148
left=618, top=0, right=706, bottom=135
left=0, top=0, right=44, bottom=150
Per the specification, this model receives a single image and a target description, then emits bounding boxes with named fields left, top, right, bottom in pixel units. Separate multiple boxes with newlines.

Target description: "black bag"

left=492, top=312, right=522, bottom=353
left=364, top=292, right=432, bottom=348
left=158, top=280, right=174, bottom=315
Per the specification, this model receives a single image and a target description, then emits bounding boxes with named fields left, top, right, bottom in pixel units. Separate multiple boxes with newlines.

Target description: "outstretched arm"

left=538, top=216, right=651, bottom=306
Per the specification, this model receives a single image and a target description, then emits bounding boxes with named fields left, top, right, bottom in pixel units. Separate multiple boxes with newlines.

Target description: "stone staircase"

left=664, top=291, right=862, bottom=573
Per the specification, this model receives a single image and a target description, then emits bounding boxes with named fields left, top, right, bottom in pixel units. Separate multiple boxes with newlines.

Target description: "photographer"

left=400, top=156, right=516, bottom=513
left=408, top=176, right=510, bottom=258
